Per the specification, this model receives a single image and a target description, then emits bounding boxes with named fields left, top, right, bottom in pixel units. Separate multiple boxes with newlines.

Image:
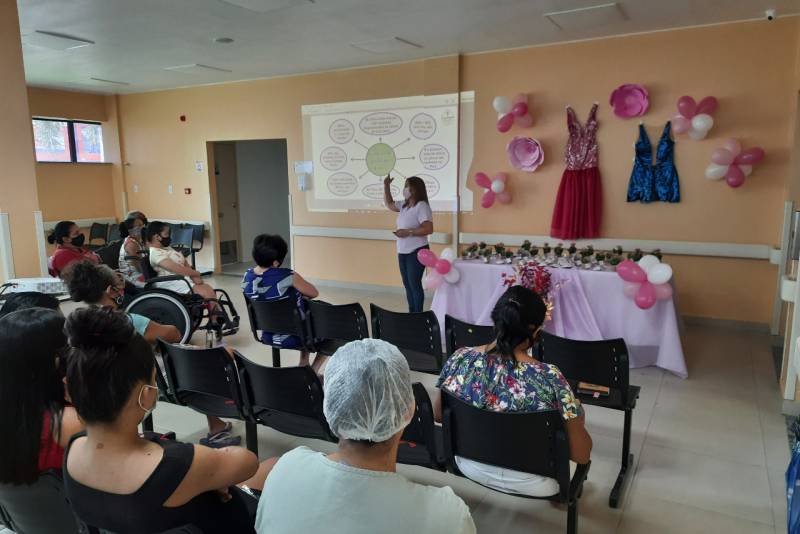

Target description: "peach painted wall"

left=114, top=19, right=800, bottom=323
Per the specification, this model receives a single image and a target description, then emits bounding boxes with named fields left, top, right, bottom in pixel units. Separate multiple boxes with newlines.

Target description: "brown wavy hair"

left=403, top=176, right=429, bottom=209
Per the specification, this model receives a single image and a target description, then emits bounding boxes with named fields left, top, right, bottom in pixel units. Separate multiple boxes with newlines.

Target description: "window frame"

left=32, top=117, right=105, bottom=164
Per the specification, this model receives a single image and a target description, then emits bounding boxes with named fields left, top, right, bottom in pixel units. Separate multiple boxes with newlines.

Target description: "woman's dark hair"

left=490, top=286, right=547, bottom=359
left=403, top=176, right=429, bottom=209
left=0, top=292, right=60, bottom=318
left=62, top=261, right=117, bottom=304
left=47, top=220, right=76, bottom=245
left=0, top=308, right=67, bottom=484
left=252, top=234, right=288, bottom=267
left=146, top=221, right=169, bottom=243
left=65, top=307, right=155, bottom=425
left=126, top=211, right=148, bottom=226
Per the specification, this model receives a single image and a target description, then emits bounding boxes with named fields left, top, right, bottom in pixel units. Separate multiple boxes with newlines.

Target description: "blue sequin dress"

left=627, top=121, right=680, bottom=203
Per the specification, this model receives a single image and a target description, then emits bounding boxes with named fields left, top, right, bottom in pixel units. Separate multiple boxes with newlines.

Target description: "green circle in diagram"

left=365, top=143, right=396, bottom=176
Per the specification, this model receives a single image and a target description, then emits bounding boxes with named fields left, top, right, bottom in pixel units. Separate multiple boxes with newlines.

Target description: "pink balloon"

left=734, top=147, right=765, bottom=165
left=512, top=93, right=528, bottom=105
left=423, top=271, right=443, bottom=290
left=696, top=96, right=718, bottom=116
left=711, top=148, right=734, bottom=166
left=417, top=248, right=438, bottom=267
left=474, top=172, right=491, bottom=189
left=497, top=113, right=514, bottom=133
left=677, top=96, right=697, bottom=119
left=617, top=260, right=647, bottom=283
left=514, top=113, right=534, bottom=128
left=722, top=138, right=742, bottom=156
left=672, top=115, right=691, bottom=134
left=725, top=167, right=746, bottom=188
left=623, top=281, right=640, bottom=299
left=435, top=259, right=452, bottom=275
left=654, top=283, right=673, bottom=301
left=635, top=282, right=657, bottom=310
left=511, top=102, right=529, bottom=117
left=496, top=191, right=512, bottom=204
left=493, top=172, right=508, bottom=183
left=481, top=190, right=496, bottom=208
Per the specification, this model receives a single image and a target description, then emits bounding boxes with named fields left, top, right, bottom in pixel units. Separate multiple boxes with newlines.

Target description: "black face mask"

left=70, top=234, right=85, bottom=247
left=160, top=235, right=171, bottom=247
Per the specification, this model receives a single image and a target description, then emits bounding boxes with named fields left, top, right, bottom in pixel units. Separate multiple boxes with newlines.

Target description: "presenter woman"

left=384, top=175, right=433, bottom=313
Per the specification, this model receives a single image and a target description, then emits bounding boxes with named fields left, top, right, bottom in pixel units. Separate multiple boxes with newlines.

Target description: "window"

left=32, top=118, right=105, bottom=163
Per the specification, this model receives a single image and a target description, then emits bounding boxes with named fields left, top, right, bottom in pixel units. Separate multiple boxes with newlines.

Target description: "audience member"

left=118, top=215, right=147, bottom=288
left=0, top=291, right=60, bottom=318
left=0, top=308, right=83, bottom=484
left=435, top=285, right=592, bottom=497
left=242, top=234, right=324, bottom=372
left=256, top=338, right=476, bottom=534
left=62, top=307, right=271, bottom=533
left=126, top=210, right=148, bottom=225
left=47, top=220, right=100, bottom=278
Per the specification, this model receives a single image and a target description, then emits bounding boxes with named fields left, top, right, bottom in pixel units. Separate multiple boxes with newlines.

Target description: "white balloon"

left=490, top=180, right=506, bottom=193
left=647, top=263, right=673, bottom=285
left=691, top=113, right=714, bottom=132
left=440, top=248, right=456, bottom=261
left=739, top=164, right=753, bottom=177
left=637, top=254, right=660, bottom=273
left=498, top=112, right=505, bottom=120
left=688, top=127, right=707, bottom=140
left=444, top=268, right=461, bottom=284
left=492, top=96, right=511, bottom=114
left=705, top=163, right=728, bottom=180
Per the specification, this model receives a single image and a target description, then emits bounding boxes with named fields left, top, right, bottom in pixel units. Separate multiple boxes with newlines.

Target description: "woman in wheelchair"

left=62, top=261, right=182, bottom=344
left=47, top=220, right=100, bottom=278
left=117, top=215, right=147, bottom=288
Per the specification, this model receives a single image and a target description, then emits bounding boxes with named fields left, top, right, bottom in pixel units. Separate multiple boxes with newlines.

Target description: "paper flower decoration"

left=609, top=84, right=649, bottom=119
left=507, top=136, right=544, bottom=172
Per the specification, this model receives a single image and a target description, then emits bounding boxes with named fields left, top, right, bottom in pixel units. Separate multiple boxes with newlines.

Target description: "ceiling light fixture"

left=164, top=63, right=233, bottom=74
left=89, top=77, right=130, bottom=86
left=22, top=30, right=94, bottom=51
left=350, top=37, right=423, bottom=54
left=213, top=37, right=235, bottom=44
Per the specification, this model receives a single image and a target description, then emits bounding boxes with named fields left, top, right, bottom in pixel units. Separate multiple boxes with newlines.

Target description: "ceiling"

left=17, top=0, right=800, bottom=94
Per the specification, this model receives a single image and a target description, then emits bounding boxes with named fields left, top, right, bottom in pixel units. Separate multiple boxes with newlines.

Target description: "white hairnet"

left=323, top=339, right=414, bottom=443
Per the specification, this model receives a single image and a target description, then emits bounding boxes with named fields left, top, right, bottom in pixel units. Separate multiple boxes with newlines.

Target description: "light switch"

left=167, top=184, right=173, bottom=194
left=195, top=161, right=204, bottom=172
left=132, top=184, right=139, bottom=193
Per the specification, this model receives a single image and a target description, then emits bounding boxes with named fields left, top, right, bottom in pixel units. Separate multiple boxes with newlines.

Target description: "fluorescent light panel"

left=163, top=64, right=233, bottom=74
left=544, top=2, right=626, bottom=30
left=350, top=37, right=423, bottom=54
left=89, top=77, right=130, bottom=86
left=217, top=0, right=312, bottom=13
left=22, top=30, right=94, bottom=51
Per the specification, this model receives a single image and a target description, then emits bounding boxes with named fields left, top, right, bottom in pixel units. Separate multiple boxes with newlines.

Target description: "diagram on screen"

left=303, top=94, right=459, bottom=211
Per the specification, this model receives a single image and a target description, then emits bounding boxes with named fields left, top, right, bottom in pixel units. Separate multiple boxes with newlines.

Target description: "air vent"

left=22, top=30, right=94, bottom=51
left=217, top=0, right=313, bottom=13
left=350, top=37, right=423, bottom=54
left=164, top=64, right=233, bottom=75
left=89, top=77, right=130, bottom=86
left=544, top=2, right=626, bottom=31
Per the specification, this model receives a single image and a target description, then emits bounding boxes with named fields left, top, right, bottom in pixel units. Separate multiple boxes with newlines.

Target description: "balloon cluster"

left=418, top=248, right=460, bottom=289
left=704, top=138, right=765, bottom=188
left=474, top=172, right=511, bottom=208
left=616, top=255, right=673, bottom=310
left=672, top=96, right=717, bottom=140
left=493, top=94, right=534, bottom=133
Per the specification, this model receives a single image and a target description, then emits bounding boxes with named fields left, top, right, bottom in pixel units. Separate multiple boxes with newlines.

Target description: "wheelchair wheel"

left=124, top=290, right=192, bottom=344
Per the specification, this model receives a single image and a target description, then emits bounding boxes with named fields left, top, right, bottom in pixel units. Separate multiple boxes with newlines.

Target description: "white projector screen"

left=302, top=92, right=473, bottom=212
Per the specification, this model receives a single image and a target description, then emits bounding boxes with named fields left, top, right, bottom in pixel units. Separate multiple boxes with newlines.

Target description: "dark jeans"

left=398, top=245, right=428, bottom=313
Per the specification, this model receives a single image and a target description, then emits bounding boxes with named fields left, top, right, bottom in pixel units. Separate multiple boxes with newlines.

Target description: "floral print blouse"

left=436, top=346, right=582, bottom=421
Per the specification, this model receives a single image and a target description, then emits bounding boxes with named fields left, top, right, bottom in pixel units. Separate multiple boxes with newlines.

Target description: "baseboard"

left=307, top=277, right=435, bottom=298
left=682, top=315, right=769, bottom=333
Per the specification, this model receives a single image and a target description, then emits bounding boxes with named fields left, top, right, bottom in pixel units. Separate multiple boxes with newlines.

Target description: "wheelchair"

left=122, top=252, right=240, bottom=344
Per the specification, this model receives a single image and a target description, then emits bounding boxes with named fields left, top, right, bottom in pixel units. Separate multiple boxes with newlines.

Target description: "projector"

left=2, top=277, right=68, bottom=295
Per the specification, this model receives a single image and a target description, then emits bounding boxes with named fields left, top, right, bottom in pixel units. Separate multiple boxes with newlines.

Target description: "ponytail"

left=490, top=286, right=546, bottom=358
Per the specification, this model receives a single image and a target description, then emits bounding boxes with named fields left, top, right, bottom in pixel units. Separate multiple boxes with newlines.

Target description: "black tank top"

left=63, top=433, right=254, bottom=533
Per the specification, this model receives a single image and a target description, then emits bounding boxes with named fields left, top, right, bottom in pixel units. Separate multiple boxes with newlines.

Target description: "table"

left=431, top=260, right=687, bottom=378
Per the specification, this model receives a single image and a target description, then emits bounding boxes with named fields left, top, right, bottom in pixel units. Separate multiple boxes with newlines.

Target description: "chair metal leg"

left=142, top=414, right=154, bottom=432
left=272, top=347, right=281, bottom=368
left=567, top=500, right=578, bottom=534
left=609, top=408, right=634, bottom=508
left=245, top=421, right=259, bottom=455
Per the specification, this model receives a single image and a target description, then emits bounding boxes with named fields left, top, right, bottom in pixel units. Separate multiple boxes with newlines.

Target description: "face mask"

left=160, top=235, right=171, bottom=247
left=129, top=227, right=142, bottom=238
left=70, top=234, right=85, bottom=247
left=403, top=187, right=412, bottom=200
left=138, top=384, right=158, bottom=420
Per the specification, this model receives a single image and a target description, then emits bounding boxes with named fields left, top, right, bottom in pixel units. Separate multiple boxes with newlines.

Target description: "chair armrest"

left=144, top=275, right=192, bottom=292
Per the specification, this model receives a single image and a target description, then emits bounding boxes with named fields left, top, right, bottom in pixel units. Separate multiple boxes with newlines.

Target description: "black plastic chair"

left=444, top=315, right=495, bottom=356
left=369, top=304, right=443, bottom=374
left=243, top=296, right=314, bottom=367
left=234, top=351, right=337, bottom=447
left=87, top=223, right=109, bottom=250
left=170, top=228, right=195, bottom=260
left=186, top=224, right=205, bottom=269
left=106, top=224, right=121, bottom=243
left=308, top=300, right=369, bottom=356
left=441, top=391, right=590, bottom=534
left=95, top=240, right=123, bottom=270
left=397, top=383, right=444, bottom=470
left=156, top=340, right=256, bottom=454
left=0, top=470, right=85, bottom=534
left=537, top=332, right=640, bottom=508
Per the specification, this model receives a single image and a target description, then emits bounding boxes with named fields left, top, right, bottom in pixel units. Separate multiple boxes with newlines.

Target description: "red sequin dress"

left=550, top=104, right=603, bottom=239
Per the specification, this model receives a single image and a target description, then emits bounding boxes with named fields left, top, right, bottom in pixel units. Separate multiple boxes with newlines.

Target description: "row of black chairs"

left=87, top=221, right=205, bottom=269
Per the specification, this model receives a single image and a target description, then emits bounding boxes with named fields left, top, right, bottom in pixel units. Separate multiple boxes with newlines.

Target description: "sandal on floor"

left=200, top=422, right=241, bottom=448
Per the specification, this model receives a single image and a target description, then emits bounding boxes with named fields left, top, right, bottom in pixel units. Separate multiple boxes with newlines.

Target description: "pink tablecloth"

left=431, top=260, right=687, bottom=378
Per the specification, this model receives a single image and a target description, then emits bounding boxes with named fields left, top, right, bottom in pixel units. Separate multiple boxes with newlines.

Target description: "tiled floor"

left=60, top=274, right=790, bottom=533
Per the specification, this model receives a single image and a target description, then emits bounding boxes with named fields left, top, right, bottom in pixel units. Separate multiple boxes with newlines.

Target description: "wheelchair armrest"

left=144, top=275, right=193, bottom=292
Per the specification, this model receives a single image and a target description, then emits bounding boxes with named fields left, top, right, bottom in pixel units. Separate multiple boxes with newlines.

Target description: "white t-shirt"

left=148, top=247, right=192, bottom=294
left=255, top=446, right=475, bottom=534
left=395, top=200, right=433, bottom=254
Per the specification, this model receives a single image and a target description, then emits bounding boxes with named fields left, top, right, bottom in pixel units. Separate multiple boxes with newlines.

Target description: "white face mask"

left=137, top=384, right=158, bottom=420
left=403, top=187, right=412, bottom=200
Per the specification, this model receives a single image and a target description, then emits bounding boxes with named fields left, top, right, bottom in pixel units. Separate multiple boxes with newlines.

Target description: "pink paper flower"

left=609, top=84, right=649, bottom=119
left=506, top=136, right=544, bottom=172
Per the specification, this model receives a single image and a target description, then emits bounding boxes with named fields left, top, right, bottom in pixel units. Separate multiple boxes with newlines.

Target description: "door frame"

left=209, top=141, right=242, bottom=266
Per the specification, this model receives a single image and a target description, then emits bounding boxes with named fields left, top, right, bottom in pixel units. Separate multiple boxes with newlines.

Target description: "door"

left=213, top=143, right=241, bottom=264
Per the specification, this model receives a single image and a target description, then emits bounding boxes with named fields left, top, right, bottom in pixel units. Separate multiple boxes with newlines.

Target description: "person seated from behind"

left=242, top=234, right=324, bottom=372
left=0, top=291, right=60, bottom=319
left=435, top=285, right=592, bottom=497
left=0, top=308, right=84, bottom=484
left=117, top=215, right=147, bottom=288
left=47, top=220, right=100, bottom=278
left=62, top=261, right=181, bottom=344
left=62, top=307, right=272, bottom=534
left=255, top=339, right=476, bottom=534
